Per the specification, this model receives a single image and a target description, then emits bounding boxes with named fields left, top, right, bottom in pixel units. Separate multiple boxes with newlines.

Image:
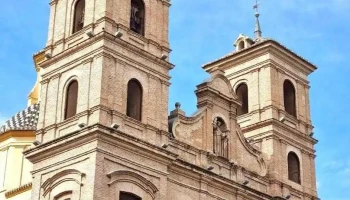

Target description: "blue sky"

left=0, top=0, right=349, bottom=199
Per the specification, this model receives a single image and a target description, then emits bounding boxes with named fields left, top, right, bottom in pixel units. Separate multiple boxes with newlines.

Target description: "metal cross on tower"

left=253, top=0, right=260, bottom=13
left=253, top=0, right=262, bottom=39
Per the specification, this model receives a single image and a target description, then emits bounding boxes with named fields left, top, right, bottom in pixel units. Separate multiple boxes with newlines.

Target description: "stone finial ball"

left=175, top=102, right=181, bottom=109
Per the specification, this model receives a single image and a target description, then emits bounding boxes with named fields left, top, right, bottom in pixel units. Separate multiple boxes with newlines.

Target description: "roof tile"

left=0, top=103, right=40, bottom=134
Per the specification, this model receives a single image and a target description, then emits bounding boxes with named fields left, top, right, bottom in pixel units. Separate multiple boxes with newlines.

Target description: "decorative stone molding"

left=148, top=39, right=161, bottom=49
left=160, top=0, right=171, bottom=7
left=125, top=116, right=147, bottom=130
left=241, top=119, right=317, bottom=145
left=90, top=105, right=112, bottom=113
left=49, top=0, right=58, bottom=6
left=55, top=115, right=78, bottom=128
left=229, top=111, right=237, bottom=119
left=250, top=67, right=261, bottom=73
left=170, top=139, right=202, bottom=154
left=147, top=73, right=158, bottom=80
left=107, top=170, right=158, bottom=199
left=81, top=57, right=94, bottom=65
left=41, top=169, right=85, bottom=198
left=115, top=57, right=128, bottom=66
left=41, top=78, right=51, bottom=84
left=94, top=51, right=114, bottom=60
left=5, top=182, right=32, bottom=198
left=160, top=79, right=171, bottom=86
left=54, top=38, right=65, bottom=46
left=145, top=124, right=159, bottom=132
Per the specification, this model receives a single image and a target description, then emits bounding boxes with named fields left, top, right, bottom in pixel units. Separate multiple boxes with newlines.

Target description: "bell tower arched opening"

left=283, top=80, right=297, bottom=117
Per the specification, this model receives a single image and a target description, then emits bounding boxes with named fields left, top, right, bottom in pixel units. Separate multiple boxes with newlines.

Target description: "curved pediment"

left=171, top=108, right=206, bottom=148
left=41, top=169, right=85, bottom=198
left=234, top=129, right=267, bottom=175
left=168, top=69, right=267, bottom=176
left=107, top=170, right=158, bottom=198
left=202, top=71, right=239, bottom=101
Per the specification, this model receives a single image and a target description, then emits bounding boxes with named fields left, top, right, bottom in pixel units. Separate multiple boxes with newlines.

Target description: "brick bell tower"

left=203, top=7, right=318, bottom=200
left=25, top=0, right=173, bottom=199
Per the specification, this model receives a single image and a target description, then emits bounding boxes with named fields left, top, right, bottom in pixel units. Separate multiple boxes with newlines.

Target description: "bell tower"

left=35, top=0, right=172, bottom=141
left=25, top=0, right=173, bottom=199
left=202, top=6, right=318, bottom=200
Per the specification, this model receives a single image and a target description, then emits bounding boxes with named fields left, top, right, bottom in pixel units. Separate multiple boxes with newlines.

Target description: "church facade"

left=0, top=0, right=318, bottom=200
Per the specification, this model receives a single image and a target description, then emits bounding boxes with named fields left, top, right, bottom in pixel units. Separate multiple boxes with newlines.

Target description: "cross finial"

left=253, top=0, right=260, bottom=13
left=253, top=0, right=262, bottom=39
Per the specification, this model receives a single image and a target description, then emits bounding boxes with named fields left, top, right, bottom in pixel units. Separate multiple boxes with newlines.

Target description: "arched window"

left=127, top=79, right=143, bottom=121
left=54, top=191, right=72, bottom=200
left=236, top=83, right=248, bottom=116
left=73, top=0, right=85, bottom=34
left=283, top=80, right=296, bottom=117
left=64, top=80, right=78, bottom=119
left=288, top=152, right=301, bottom=184
left=130, top=0, right=145, bottom=35
left=120, top=192, right=142, bottom=200
left=238, top=41, right=245, bottom=50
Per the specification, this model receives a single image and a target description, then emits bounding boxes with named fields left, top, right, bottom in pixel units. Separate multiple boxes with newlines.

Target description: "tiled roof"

left=0, top=103, right=40, bottom=134
left=203, top=37, right=267, bottom=67
left=203, top=38, right=317, bottom=70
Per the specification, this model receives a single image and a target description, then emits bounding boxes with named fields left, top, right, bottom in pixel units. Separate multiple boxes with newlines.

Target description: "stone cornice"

left=160, top=0, right=171, bottom=7
left=101, top=47, right=172, bottom=81
left=169, top=160, right=272, bottom=199
left=225, top=59, right=310, bottom=86
left=49, top=0, right=58, bottom=6
left=113, top=21, right=171, bottom=52
left=62, top=24, right=91, bottom=45
left=107, top=34, right=173, bottom=68
left=269, top=60, right=310, bottom=85
left=242, top=109, right=315, bottom=140
left=44, top=110, right=91, bottom=133
left=241, top=104, right=313, bottom=129
left=40, top=31, right=174, bottom=72
left=40, top=34, right=172, bottom=82
left=28, top=123, right=270, bottom=194
left=5, top=182, right=32, bottom=198
left=24, top=123, right=177, bottom=164
left=0, top=142, right=32, bottom=151
left=225, top=59, right=270, bottom=79
left=203, top=40, right=316, bottom=76
left=170, top=138, right=202, bottom=154
left=243, top=124, right=315, bottom=154
left=33, top=50, right=45, bottom=72
left=97, top=136, right=176, bottom=168
left=0, top=130, right=35, bottom=143
left=41, top=52, right=98, bottom=80
left=195, top=85, right=241, bottom=106
left=269, top=178, right=318, bottom=199
left=40, top=78, right=50, bottom=84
